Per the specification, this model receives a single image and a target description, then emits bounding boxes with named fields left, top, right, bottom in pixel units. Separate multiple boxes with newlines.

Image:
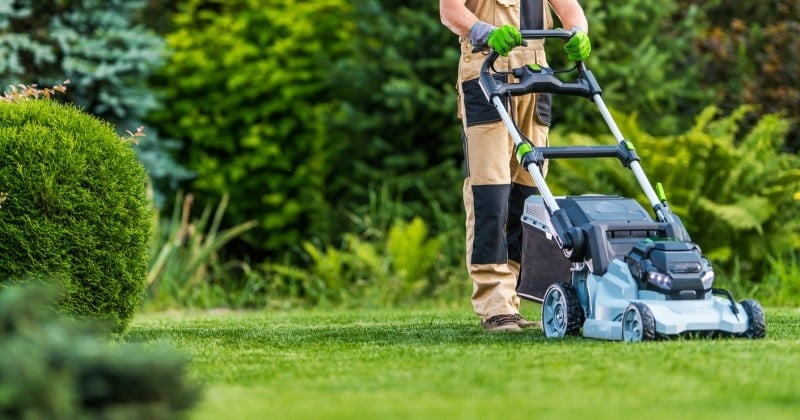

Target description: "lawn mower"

left=477, top=29, right=766, bottom=341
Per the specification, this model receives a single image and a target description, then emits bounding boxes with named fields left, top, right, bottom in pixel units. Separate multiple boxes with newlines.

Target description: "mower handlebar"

left=477, top=29, right=601, bottom=101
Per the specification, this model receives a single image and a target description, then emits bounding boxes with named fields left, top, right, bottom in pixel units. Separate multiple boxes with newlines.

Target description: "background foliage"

left=0, top=0, right=193, bottom=205
left=2, top=0, right=798, bottom=309
left=145, top=192, right=257, bottom=310
left=693, top=0, right=800, bottom=151
left=547, top=0, right=710, bottom=135
left=149, top=0, right=353, bottom=258
left=548, top=107, right=800, bottom=284
left=149, top=0, right=463, bottom=262
left=133, top=0, right=800, bottom=307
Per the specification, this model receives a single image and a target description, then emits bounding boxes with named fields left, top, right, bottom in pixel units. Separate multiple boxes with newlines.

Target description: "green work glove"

left=564, top=28, right=591, bottom=61
left=487, top=24, right=523, bottom=56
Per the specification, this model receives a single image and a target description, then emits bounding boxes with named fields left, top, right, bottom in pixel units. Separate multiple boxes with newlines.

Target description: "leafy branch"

left=1, top=80, right=70, bottom=101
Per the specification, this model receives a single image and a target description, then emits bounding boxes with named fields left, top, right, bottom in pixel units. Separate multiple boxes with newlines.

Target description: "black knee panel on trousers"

left=471, top=184, right=511, bottom=265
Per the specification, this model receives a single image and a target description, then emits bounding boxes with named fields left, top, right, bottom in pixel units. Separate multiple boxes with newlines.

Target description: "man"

left=439, top=0, right=591, bottom=332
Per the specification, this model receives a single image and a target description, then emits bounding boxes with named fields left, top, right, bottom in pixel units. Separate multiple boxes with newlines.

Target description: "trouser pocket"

left=462, top=76, right=508, bottom=127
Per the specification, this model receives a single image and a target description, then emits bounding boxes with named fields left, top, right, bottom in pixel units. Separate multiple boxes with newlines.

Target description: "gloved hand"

left=564, top=28, right=591, bottom=61
left=487, top=24, right=523, bottom=56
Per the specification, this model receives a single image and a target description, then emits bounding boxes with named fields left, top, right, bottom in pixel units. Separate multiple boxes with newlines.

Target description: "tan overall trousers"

left=457, top=0, right=553, bottom=321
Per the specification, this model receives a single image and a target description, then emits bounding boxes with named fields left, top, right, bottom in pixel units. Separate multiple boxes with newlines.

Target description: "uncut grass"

left=128, top=307, right=800, bottom=420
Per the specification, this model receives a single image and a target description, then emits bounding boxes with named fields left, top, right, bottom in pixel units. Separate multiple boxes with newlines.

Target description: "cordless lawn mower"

left=477, top=29, right=766, bottom=341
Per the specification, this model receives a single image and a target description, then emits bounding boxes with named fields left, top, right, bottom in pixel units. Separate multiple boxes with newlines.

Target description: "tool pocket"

left=493, top=0, right=521, bottom=27
left=462, top=76, right=509, bottom=127
left=496, top=0, right=520, bottom=7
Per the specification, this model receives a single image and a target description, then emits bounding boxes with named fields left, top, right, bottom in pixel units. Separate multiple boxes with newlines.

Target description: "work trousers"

left=457, top=40, right=551, bottom=320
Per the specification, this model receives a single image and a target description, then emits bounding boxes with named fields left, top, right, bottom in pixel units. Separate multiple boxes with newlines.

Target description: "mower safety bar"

left=522, top=144, right=641, bottom=170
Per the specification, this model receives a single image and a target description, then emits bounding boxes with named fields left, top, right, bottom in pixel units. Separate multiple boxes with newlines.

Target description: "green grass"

left=127, top=306, right=800, bottom=420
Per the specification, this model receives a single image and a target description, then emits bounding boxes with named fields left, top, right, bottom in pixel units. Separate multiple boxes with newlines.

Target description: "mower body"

left=474, top=29, right=765, bottom=341
left=517, top=194, right=754, bottom=340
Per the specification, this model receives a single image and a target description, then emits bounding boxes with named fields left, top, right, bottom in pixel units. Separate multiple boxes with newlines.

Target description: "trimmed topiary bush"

left=0, top=98, right=152, bottom=332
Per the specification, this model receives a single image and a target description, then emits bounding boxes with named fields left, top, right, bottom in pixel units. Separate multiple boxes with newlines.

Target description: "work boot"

left=512, top=313, right=542, bottom=329
left=481, top=314, right=523, bottom=332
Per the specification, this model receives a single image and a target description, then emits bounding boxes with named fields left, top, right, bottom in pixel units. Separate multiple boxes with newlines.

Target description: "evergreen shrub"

left=0, top=284, right=199, bottom=419
left=0, top=0, right=193, bottom=206
left=0, top=99, right=152, bottom=332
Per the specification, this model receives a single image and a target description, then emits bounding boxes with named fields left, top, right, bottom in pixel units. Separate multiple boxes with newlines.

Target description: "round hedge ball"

left=0, top=99, right=152, bottom=332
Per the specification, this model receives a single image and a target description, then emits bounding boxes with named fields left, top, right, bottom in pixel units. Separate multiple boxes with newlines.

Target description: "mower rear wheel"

left=541, top=282, right=584, bottom=338
left=740, top=299, right=766, bottom=339
left=622, top=302, right=656, bottom=342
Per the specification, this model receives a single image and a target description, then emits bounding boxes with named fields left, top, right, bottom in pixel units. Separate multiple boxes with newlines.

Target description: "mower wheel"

left=740, top=299, right=766, bottom=339
left=622, top=302, right=656, bottom=342
left=541, top=282, right=584, bottom=338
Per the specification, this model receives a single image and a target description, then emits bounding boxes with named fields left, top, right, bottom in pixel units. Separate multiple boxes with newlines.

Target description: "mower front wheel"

left=541, top=282, right=584, bottom=338
left=622, top=302, right=656, bottom=342
left=740, top=299, right=766, bottom=339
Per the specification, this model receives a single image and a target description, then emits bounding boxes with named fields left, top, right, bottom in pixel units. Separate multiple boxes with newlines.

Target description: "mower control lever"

left=471, top=39, right=528, bottom=54
left=504, top=64, right=601, bottom=99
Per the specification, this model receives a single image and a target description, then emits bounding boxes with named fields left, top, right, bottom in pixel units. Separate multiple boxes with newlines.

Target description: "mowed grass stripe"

left=128, top=307, right=800, bottom=420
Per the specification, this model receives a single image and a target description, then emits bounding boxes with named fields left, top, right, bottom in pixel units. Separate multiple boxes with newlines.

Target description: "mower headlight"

left=647, top=271, right=673, bottom=290
left=701, top=269, right=715, bottom=289
left=700, top=257, right=714, bottom=289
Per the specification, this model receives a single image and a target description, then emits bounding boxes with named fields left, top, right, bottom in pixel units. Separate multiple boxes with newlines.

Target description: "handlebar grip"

left=520, top=29, right=575, bottom=41
left=471, top=29, right=574, bottom=54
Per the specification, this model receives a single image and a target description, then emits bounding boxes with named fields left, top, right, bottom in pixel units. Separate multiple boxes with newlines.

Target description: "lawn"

left=127, top=306, right=800, bottom=420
